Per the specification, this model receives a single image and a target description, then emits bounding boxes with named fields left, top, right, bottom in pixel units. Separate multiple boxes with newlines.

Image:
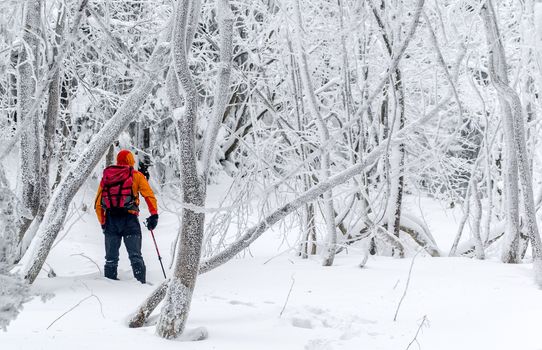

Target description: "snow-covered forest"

left=3, top=0, right=542, bottom=348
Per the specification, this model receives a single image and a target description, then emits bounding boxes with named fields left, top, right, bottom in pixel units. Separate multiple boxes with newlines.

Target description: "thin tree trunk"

left=292, top=0, right=337, bottom=266
left=480, top=1, right=522, bottom=263
left=38, top=7, right=67, bottom=218
left=482, top=0, right=542, bottom=282
left=471, top=179, right=485, bottom=259
left=369, top=0, right=406, bottom=241
left=17, top=0, right=43, bottom=241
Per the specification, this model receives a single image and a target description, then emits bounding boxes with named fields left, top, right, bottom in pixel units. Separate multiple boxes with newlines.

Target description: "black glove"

left=146, top=214, right=159, bottom=230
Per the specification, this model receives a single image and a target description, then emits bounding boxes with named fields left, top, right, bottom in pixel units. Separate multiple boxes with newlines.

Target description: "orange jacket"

left=94, top=150, right=158, bottom=225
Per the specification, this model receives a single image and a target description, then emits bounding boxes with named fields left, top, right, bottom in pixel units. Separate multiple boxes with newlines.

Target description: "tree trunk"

left=480, top=1, right=522, bottom=264
left=156, top=0, right=233, bottom=339
left=369, top=0, right=406, bottom=240
left=482, top=0, right=542, bottom=282
left=471, top=179, right=485, bottom=259
left=292, top=0, right=337, bottom=266
left=17, top=0, right=43, bottom=242
left=37, top=7, right=67, bottom=220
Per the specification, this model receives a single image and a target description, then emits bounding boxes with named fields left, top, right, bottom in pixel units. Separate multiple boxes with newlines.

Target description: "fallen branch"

left=279, top=275, right=296, bottom=317
left=46, top=293, right=102, bottom=330
left=394, top=249, right=421, bottom=321
left=405, top=315, right=428, bottom=350
left=70, top=253, right=102, bottom=275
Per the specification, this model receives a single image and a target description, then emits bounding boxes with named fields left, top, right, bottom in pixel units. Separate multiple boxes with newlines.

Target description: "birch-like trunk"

left=292, top=0, right=337, bottom=266
left=471, top=179, right=485, bottom=259
left=36, top=7, right=66, bottom=223
left=17, top=0, right=43, bottom=241
left=285, top=30, right=317, bottom=258
left=156, top=0, right=204, bottom=337
left=369, top=0, right=406, bottom=240
left=156, top=0, right=233, bottom=339
left=482, top=1, right=542, bottom=281
left=481, top=4, right=521, bottom=263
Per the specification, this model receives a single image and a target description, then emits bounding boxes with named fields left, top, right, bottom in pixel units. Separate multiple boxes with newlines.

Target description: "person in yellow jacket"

left=94, top=149, right=158, bottom=283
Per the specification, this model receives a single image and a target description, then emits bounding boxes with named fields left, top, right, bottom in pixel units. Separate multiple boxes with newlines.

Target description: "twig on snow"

left=394, top=249, right=422, bottom=321
left=279, top=275, right=296, bottom=317
left=44, top=262, right=56, bottom=278
left=46, top=293, right=103, bottom=330
left=70, top=253, right=102, bottom=275
left=263, top=247, right=296, bottom=265
left=80, top=282, right=105, bottom=318
left=405, top=315, right=428, bottom=350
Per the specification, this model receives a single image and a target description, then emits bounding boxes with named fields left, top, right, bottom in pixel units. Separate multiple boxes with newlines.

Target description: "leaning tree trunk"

left=156, top=0, right=233, bottom=339
left=482, top=0, right=542, bottom=282
left=16, top=41, right=170, bottom=283
left=132, top=6, right=448, bottom=327
left=130, top=46, right=465, bottom=328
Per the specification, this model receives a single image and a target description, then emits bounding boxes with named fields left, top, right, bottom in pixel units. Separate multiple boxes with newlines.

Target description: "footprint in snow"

left=291, top=317, right=314, bottom=329
left=306, top=306, right=326, bottom=315
left=228, top=300, right=255, bottom=307
left=304, top=339, right=333, bottom=350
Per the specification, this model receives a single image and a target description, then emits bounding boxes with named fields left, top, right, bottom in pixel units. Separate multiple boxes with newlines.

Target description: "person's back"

left=94, top=149, right=159, bottom=283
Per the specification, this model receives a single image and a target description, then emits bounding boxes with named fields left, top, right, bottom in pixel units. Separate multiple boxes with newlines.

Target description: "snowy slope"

left=3, top=186, right=542, bottom=349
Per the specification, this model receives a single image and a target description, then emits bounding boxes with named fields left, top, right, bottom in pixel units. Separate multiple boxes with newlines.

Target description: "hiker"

left=94, top=149, right=159, bottom=283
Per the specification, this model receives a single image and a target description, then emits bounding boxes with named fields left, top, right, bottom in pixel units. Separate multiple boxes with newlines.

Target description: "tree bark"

left=156, top=0, right=233, bottom=339
left=293, top=0, right=337, bottom=266
left=17, top=0, right=43, bottom=241
left=482, top=0, right=542, bottom=281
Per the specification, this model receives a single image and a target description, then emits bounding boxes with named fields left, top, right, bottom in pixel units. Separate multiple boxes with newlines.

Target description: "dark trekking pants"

left=103, top=212, right=146, bottom=282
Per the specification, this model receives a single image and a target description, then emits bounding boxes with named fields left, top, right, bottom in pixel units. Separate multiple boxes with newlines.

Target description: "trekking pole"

left=150, top=229, right=167, bottom=279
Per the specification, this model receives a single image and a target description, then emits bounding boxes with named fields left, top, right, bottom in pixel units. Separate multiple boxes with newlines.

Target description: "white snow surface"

left=3, top=184, right=542, bottom=349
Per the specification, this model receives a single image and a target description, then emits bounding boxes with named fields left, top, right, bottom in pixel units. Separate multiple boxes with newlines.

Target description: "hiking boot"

left=132, top=263, right=146, bottom=284
left=104, top=265, right=118, bottom=280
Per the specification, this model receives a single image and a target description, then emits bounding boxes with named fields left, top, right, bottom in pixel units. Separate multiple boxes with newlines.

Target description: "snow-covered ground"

left=3, top=186, right=542, bottom=349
